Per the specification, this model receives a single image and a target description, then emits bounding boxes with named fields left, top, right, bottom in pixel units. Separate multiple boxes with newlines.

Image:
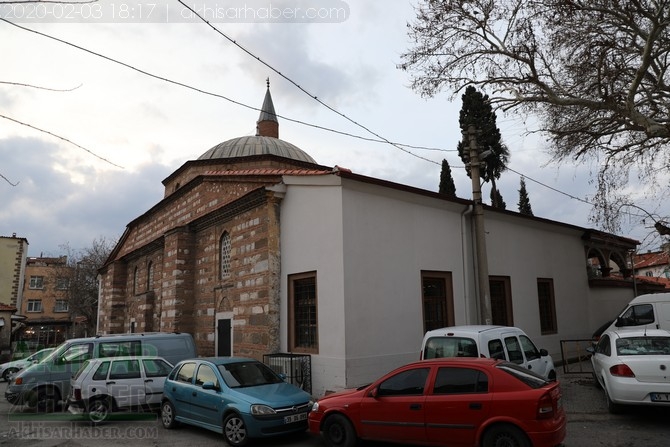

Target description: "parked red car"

left=308, top=358, right=565, bottom=447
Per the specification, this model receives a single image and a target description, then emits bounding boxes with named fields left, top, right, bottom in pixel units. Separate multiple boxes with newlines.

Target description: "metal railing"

left=263, top=353, right=312, bottom=394
left=559, top=339, right=594, bottom=374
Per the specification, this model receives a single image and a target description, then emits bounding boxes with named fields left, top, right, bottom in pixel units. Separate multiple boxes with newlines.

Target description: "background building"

left=0, top=234, right=27, bottom=361
left=13, top=257, right=72, bottom=354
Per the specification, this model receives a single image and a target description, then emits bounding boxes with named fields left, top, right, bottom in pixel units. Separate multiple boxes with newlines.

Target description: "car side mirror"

left=539, top=348, right=548, bottom=357
left=369, top=387, right=378, bottom=398
left=278, top=373, right=287, bottom=381
left=202, top=381, right=219, bottom=391
left=586, top=346, right=595, bottom=354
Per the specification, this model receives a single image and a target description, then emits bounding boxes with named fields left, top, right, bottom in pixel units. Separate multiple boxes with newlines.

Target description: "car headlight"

left=250, top=404, right=276, bottom=415
left=311, top=401, right=319, bottom=412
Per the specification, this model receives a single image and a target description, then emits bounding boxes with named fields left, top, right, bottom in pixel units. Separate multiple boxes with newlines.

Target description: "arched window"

left=133, top=266, right=139, bottom=295
left=147, top=261, right=154, bottom=291
left=220, top=232, right=232, bottom=280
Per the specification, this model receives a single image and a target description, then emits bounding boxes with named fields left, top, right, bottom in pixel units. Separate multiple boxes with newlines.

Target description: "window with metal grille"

left=489, top=276, right=513, bottom=326
left=289, top=272, right=318, bottom=353
left=421, top=271, right=454, bottom=332
left=537, top=278, right=557, bottom=334
left=147, top=261, right=154, bottom=291
left=220, top=232, right=232, bottom=280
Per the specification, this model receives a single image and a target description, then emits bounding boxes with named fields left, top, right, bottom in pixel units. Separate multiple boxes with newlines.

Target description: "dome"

left=197, top=81, right=317, bottom=164
left=198, top=135, right=317, bottom=164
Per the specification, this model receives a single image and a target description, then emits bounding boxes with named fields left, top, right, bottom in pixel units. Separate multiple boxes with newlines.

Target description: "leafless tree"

left=56, top=237, right=115, bottom=337
left=400, top=0, right=670, bottom=235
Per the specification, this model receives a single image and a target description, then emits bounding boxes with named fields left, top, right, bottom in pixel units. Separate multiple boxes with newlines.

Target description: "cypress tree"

left=457, top=86, right=510, bottom=203
left=518, top=177, right=534, bottom=216
left=490, top=188, right=507, bottom=210
left=439, top=159, right=457, bottom=197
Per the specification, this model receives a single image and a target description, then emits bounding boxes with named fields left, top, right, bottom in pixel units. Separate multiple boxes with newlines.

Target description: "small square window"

left=29, top=276, right=44, bottom=289
left=27, top=300, right=42, bottom=312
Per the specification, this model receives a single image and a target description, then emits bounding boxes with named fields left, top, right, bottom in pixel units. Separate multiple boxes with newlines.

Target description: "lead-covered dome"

left=198, top=135, right=316, bottom=163
left=198, top=80, right=317, bottom=164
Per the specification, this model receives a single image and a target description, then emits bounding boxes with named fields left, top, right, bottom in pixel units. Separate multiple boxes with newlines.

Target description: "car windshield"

left=616, top=336, right=670, bottom=355
left=496, top=362, right=548, bottom=389
left=217, top=361, right=284, bottom=388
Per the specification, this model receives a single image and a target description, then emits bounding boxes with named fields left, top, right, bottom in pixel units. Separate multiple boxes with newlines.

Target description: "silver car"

left=67, top=356, right=173, bottom=423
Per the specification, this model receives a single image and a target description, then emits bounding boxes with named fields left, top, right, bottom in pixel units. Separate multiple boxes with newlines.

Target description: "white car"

left=0, top=348, right=55, bottom=382
left=67, top=356, right=173, bottom=423
left=420, top=325, right=556, bottom=380
left=587, top=328, right=670, bottom=413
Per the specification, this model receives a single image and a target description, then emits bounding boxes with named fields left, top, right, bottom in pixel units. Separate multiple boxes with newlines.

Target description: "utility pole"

left=465, top=125, right=493, bottom=325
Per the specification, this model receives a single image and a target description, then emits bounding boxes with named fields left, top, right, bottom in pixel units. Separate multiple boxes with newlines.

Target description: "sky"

left=1, top=0, right=667, bottom=257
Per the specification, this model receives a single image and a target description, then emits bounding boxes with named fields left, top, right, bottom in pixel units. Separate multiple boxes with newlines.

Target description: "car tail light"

left=609, top=364, right=635, bottom=377
left=73, top=388, right=82, bottom=401
left=537, top=392, right=555, bottom=419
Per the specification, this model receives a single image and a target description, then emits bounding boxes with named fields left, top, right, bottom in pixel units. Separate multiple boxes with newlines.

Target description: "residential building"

left=98, top=85, right=645, bottom=396
left=15, top=257, right=73, bottom=351
left=0, top=234, right=28, bottom=361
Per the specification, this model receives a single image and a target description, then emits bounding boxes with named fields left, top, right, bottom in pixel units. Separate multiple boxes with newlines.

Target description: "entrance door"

left=217, top=319, right=231, bottom=356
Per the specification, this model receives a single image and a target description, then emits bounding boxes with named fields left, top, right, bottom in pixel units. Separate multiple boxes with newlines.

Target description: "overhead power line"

left=0, top=18, right=640, bottom=218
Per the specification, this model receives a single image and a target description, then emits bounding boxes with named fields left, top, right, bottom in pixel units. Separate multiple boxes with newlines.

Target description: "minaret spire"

left=256, top=78, right=279, bottom=138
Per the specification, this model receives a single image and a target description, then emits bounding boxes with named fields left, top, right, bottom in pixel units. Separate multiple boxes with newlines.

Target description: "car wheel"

left=481, top=424, right=530, bottom=447
left=2, top=368, right=18, bottom=382
left=223, top=413, right=248, bottom=446
left=161, top=400, right=179, bottom=429
left=88, top=397, right=113, bottom=424
left=604, top=385, right=623, bottom=414
left=30, top=388, right=60, bottom=413
left=322, top=414, right=357, bottom=447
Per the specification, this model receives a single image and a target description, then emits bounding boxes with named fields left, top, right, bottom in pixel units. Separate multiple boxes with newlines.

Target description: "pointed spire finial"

left=256, top=79, right=279, bottom=138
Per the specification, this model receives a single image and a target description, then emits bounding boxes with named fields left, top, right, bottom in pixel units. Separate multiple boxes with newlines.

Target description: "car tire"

left=481, top=424, right=530, bottom=447
left=161, top=400, right=179, bottom=429
left=29, top=388, right=59, bottom=413
left=322, top=414, right=357, bottom=447
left=223, top=412, right=248, bottom=446
left=88, top=397, right=113, bottom=424
left=2, top=368, right=18, bottom=382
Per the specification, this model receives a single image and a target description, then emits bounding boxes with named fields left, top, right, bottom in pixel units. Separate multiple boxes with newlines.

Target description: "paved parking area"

left=2, top=364, right=670, bottom=446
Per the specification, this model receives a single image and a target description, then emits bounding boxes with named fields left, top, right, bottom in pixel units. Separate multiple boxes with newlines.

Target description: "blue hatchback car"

left=161, top=357, right=313, bottom=446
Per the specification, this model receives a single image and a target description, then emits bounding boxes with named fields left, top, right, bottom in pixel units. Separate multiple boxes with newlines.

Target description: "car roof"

left=424, top=325, right=523, bottom=336
left=606, top=328, right=670, bottom=338
left=628, top=292, right=670, bottom=304
left=414, top=358, right=502, bottom=368
left=184, top=357, right=258, bottom=366
left=86, top=355, right=168, bottom=362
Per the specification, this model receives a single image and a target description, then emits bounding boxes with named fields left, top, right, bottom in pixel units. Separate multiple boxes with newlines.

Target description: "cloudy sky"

left=1, top=0, right=665, bottom=257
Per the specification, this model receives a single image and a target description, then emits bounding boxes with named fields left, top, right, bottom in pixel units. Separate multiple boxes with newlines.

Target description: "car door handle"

left=469, top=402, right=482, bottom=410
left=106, top=381, right=116, bottom=385
left=145, top=379, right=153, bottom=383
left=192, top=392, right=198, bottom=397
left=409, top=403, right=422, bottom=410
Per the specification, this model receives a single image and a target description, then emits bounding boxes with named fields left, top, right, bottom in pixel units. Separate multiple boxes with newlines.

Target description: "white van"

left=608, top=292, right=670, bottom=331
left=420, top=325, right=556, bottom=380
left=5, top=332, right=195, bottom=411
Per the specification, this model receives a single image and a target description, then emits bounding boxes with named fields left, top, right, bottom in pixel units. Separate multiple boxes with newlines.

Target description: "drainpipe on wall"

left=461, top=204, right=474, bottom=324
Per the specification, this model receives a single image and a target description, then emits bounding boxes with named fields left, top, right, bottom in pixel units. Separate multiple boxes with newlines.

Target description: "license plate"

left=284, top=412, right=307, bottom=424
left=650, top=393, right=670, bottom=402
